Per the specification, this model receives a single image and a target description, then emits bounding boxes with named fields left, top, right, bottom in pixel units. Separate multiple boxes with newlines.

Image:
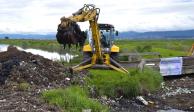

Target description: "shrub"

left=86, top=68, right=162, bottom=98
left=136, top=45, right=152, bottom=53
left=131, top=68, right=163, bottom=93
left=86, top=70, right=140, bottom=98
left=42, top=86, right=108, bottom=112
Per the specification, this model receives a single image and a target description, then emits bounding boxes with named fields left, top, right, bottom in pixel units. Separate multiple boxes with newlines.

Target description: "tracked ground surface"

left=0, top=46, right=70, bottom=112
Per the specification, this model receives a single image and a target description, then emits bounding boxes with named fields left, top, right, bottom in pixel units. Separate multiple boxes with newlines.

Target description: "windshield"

left=87, top=28, right=115, bottom=48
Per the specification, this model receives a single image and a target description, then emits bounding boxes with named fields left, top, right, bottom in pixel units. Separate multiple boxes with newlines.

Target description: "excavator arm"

left=60, top=4, right=103, bottom=61
left=58, top=4, right=128, bottom=73
left=61, top=4, right=99, bottom=22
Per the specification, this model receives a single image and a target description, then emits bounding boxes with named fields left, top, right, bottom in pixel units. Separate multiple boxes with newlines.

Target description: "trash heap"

left=0, top=46, right=69, bottom=111
left=0, top=46, right=68, bottom=86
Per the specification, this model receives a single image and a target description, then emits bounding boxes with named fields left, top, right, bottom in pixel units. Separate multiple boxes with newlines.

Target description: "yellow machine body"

left=59, top=4, right=128, bottom=73
left=83, top=44, right=119, bottom=53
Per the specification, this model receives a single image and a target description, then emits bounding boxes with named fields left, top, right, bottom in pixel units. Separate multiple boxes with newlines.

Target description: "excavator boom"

left=60, top=4, right=102, bottom=60
left=57, top=4, right=129, bottom=74
left=61, top=4, right=100, bottom=22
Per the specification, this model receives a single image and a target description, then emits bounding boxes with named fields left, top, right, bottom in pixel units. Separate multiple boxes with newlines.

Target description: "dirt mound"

left=0, top=46, right=67, bottom=86
left=0, top=46, right=70, bottom=112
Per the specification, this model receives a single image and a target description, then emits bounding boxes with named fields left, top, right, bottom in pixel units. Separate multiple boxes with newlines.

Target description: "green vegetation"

left=116, top=39, right=193, bottom=57
left=1, top=39, right=193, bottom=63
left=42, top=86, right=109, bottom=112
left=41, top=68, right=162, bottom=111
left=136, top=45, right=152, bottom=52
left=86, top=68, right=162, bottom=98
left=0, top=39, right=79, bottom=54
left=1, top=39, right=193, bottom=57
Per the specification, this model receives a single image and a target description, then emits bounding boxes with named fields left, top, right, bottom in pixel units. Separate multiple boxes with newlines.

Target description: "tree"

left=4, top=36, right=9, bottom=39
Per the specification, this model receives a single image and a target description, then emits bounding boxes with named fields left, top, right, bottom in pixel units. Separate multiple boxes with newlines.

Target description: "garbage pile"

left=0, top=46, right=67, bottom=87
left=0, top=46, right=69, bottom=111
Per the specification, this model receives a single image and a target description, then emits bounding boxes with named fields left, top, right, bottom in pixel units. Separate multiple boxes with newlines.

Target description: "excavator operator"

left=100, top=31, right=108, bottom=47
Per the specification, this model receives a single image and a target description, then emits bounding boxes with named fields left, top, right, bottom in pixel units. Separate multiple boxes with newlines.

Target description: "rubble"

left=145, top=75, right=194, bottom=111
left=136, top=96, right=148, bottom=105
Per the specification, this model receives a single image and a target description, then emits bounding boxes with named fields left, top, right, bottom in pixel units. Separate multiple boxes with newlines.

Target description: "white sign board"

left=159, top=57, right=183, bottom=76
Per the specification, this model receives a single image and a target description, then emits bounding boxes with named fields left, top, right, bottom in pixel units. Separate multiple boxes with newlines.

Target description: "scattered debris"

left=65, top=77, right=71, bottom=81
left=136, top=96, right=148, bottom=105
left=82, top=109, right=92, bottom=112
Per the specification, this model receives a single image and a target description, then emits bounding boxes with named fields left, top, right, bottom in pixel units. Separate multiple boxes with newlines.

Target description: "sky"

left=0, top=0, right=194, bottom=34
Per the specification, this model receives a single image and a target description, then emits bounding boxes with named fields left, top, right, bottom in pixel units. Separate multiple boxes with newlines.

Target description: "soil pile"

left=0, top=46, right=69, bottom=112
left=0, top=46, right=67, bottom=86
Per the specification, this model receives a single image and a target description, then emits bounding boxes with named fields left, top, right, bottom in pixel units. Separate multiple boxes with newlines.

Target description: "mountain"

left=0, top=29, right=194, bottom=40
left=118, top=29, right=194, bottom=39
left=0, top=33, right=56, bottom=40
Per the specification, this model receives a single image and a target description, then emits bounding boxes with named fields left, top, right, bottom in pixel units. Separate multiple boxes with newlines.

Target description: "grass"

left=86, top=68, right=163, bottom=98
left=42, top=68, right=162, bottom=111
left=42, top=86, right=109, bottom=112
left=1, top=39, right=193, bottom=56
left=116, top=39, right=193, bottom=57
left=1, top=39, right=193, bottom=63
left=131, top=68, right=163, bottom=92
left=0, top=39, right=80, bottom=54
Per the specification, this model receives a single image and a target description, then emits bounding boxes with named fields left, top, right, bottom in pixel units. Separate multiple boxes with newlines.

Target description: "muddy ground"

left=0, top=46, right=194, bottom=112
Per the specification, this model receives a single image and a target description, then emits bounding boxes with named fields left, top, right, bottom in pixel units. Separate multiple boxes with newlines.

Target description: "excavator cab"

left=83, top=23, right=119, bottom=60
left=99, top=24, right=114, bottom=48
left=86, top=24, right=117, bottom=49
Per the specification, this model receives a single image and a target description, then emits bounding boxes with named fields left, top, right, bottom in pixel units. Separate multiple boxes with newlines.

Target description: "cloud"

left=0, top=0, right=194, bottom=33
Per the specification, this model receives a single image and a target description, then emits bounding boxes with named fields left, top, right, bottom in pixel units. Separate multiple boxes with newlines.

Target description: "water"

left=0, top=44, right=77, bottom=62
left=0, top=44, right=9, bottom=52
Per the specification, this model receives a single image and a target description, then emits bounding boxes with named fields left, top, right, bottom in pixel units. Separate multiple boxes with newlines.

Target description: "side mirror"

left=115, top=31, right=119, bottom=36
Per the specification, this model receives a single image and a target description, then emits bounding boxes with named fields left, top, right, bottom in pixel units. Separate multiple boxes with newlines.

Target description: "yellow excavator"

left=59, top=4, right=128, bottom=73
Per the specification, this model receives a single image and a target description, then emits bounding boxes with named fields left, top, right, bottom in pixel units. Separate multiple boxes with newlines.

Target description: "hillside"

left=119, top=29, right=194, bottom=39
left=0, top=29, right=194, bottom=40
